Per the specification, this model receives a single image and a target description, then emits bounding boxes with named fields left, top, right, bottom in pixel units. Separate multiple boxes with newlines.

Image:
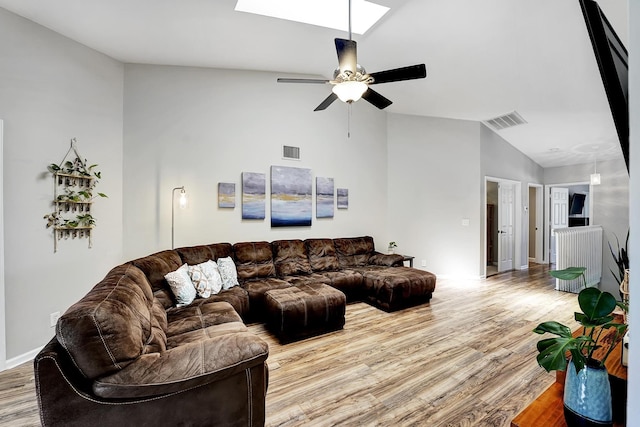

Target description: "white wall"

left=627, top=1, right=639, bottom=423
left=544, top=158, right=629, bottom=297
left=0, top=9, right=124, bottom=361
left=386, top=113, right=481, bottom=279
left=123, top=64, right=389, bottom=259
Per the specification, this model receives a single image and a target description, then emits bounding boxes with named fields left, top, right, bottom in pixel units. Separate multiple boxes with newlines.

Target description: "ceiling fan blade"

left=277, top=78, right=330, bottom=84
left=314, top=93, right=339, bottom=111
left=335, top=38, right=357, bottom=75
left=362, top=88, right=393, bottom=109
left=369, top=64, right=427, bottom=85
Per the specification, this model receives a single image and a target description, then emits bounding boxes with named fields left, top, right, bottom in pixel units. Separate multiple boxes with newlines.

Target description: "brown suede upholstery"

left=36, top=235, right=435, bottom=426
left=265, top=283, right=346, bottom=343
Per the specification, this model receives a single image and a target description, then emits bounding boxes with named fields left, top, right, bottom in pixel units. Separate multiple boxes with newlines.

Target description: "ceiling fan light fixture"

left=332, top=81, right=368, bottom=103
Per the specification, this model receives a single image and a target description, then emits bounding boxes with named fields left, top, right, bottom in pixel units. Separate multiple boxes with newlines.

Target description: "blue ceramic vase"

left=563, top=358, right=612, bottom=427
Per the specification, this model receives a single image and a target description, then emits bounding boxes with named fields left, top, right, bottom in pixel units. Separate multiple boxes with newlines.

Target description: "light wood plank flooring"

left=0, top=264, right=579, bottom=426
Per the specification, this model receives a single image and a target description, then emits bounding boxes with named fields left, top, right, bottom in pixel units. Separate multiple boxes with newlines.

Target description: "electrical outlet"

left=421, top=260, right=427, bottom=267
left=50, top=311, right=60, bottom=328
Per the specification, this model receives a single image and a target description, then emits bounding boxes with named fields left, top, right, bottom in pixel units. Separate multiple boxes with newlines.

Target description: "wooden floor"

left=0, top=264, right=580, bottom=426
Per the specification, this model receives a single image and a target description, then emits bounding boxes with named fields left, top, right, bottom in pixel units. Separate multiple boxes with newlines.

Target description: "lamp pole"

left=171, top=186, right=185, bottom=249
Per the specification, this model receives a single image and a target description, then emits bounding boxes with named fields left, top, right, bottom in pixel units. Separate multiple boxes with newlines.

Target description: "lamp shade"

left=332, top=81, right=368, bottom=103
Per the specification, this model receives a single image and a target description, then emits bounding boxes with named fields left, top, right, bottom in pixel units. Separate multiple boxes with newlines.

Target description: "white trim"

left=5, top=346, right=43, bottom=370
left=0, top=119, right=5, bottom=371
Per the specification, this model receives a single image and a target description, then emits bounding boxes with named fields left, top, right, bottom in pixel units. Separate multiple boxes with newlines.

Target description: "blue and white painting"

left=337, top=188, right=349, bottom=209
left=271, top=166, right=312, bottom=227
left=218, top=182, right=235, bottom=208
left=242, top=172, right=265, bottom=219
left=316, top=177, right=334, bottom=218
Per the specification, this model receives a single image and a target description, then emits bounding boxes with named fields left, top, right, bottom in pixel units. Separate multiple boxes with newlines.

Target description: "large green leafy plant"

left=533, top=287, right=627, bottom=373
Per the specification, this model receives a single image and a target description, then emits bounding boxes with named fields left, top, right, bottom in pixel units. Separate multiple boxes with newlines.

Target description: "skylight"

left=235, top=0, right=389, bottom=35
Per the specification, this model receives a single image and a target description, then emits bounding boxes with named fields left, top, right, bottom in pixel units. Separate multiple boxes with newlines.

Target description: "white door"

left=550, top=187, right=569, bottom=262
left=498, top=182, right=515, bottom=272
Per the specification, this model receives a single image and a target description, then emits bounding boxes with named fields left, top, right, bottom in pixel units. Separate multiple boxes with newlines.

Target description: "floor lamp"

left=171, top=186, right=187, bottom=249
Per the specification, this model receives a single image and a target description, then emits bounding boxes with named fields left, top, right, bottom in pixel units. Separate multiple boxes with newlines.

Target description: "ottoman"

left=264, top=283, right=346, bottom=343
left=362, top=267, right=437, bottom=312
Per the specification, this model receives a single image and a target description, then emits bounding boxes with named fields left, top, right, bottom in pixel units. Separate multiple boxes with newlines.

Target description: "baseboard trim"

left=4, top=346, right=42, bottom=371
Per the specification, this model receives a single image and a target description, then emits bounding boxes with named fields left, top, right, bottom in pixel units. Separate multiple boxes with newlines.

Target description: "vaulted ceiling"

left=0, top=0, right=629, bottom=168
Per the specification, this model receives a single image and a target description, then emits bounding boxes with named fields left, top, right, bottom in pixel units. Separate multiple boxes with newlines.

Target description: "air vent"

left=484, top=111, right=527, bottom=131
left=282, top=145, right=300, bottom=160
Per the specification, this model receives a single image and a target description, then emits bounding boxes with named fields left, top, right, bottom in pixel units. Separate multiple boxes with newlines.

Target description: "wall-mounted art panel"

left=271, top=165, right=312, bottom=227
left=218, top=182, right=235, bottom=208
left=316, top=177, right=334, bottom=218
left=337, top=188, right=349, bottom=209
left=242, top=172, right=265, bottom=219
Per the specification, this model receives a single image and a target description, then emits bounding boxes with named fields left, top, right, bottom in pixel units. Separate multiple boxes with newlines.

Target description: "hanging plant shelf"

left=44, top=138, right=107, bottom=252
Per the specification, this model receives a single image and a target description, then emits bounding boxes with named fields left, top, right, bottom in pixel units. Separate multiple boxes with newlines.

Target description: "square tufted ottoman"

left=264, top=283, right=346, bottom=343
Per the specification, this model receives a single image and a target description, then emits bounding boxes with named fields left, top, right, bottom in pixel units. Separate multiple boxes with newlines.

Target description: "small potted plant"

left=533, top=287, right=627, bottom=426
left=388, top=241, right=397, bottom=254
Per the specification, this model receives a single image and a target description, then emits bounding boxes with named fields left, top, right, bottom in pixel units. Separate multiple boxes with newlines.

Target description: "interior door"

left=498, top=182, right=515, bottom=272
left=550, top=187, right=569, bottom=262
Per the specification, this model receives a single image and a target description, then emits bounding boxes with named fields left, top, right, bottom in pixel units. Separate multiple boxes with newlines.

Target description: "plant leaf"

left=550, top=267, right=586, bottom=281
left=578, top=287, right=616, bottom=321
left=533, top=321, right=572, bottom=338
left=574, top=313, right=613, bottom=328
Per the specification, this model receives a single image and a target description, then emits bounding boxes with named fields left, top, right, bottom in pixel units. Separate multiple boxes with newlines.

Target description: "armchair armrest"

left=369, top=252, right=404, bottom=267
left=92, top=332, right=269, bottom=399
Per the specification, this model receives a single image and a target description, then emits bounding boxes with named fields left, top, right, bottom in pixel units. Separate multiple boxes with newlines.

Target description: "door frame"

left=527, top=183, right=544, bottom=264
left=484, top=176, right=523, bottom=277
left=543, top=181, right=592, bottom=264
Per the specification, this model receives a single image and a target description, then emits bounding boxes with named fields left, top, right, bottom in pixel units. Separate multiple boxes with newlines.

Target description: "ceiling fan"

left=277, top=1, right=427, bottom=111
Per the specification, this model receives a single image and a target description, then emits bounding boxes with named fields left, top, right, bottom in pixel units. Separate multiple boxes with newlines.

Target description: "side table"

left=399, top=254, right=414, bottom=267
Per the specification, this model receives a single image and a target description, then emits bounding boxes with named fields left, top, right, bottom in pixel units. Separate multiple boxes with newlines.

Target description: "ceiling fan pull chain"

left=347, top=103, right=352, bottom=138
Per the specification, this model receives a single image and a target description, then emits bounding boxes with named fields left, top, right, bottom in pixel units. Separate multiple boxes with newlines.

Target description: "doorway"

left=485, top=177, right=520, bottom=276
left=0, top=119, right=5, bottom=371
left=528, top=184, right=544, bottom=264
left=544, top=181, right=592, bottom=264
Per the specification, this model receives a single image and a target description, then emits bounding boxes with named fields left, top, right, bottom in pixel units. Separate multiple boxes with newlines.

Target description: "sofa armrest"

left=369, top=252, right=404, bottom=267
left=92, top=332, right=269, bottom=399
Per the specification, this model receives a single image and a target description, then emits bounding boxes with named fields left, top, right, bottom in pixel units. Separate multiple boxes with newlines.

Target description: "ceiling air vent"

left=484, top=111, right=527, bottom=131
left=282, top=145, right=300, bottom=160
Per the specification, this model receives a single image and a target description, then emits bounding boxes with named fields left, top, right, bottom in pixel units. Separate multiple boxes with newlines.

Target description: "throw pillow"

left=164, top=263, right=196, bottom=307
left=217, top=257, right=240, bottom=290
left=188, top=260, right=223, bottom=298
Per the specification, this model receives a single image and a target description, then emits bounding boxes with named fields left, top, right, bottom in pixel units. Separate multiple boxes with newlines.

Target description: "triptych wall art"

left=218, top=166, right=348, bottom=227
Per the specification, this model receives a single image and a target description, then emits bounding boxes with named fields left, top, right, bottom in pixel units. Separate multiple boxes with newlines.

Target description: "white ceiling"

left=0, top=0, right=629, bottom=168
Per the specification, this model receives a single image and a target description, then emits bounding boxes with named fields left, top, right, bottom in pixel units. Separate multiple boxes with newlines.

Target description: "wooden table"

left=512, top=324, right=627, bottom=427
left=400, top=255, right=414, bottom=267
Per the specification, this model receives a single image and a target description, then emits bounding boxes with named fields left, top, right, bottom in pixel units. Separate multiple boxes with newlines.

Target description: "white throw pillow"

left=164, top=263, right=196, bottom=307
left=188, top=260, right=223, bottom=298
left=217, top=257, right=239, bottom=290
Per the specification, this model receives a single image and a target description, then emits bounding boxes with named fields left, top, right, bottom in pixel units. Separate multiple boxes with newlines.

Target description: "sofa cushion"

left=217, top=256, right=240, bottom=289
left=164, top=263, right=197, bottom=307
left=92, top=332, right=269, bottom=399
left=233, top=241, right=276, bottom=280
left=184, top=286, right=250, bottom=320
left=188, top=260, right=223, bottom=297
left=305, top=238, right=340, bottom=272
left=271, top=239, right=313, bottom=277
left=145, top=299, right=168, bottom=354
left=131, top=250, right=183, bottom=309
left=176, top=243, right=233, bottom=265
left=333, top=236, right=376, bottom=267
left=166, top=301, right=243, bottom=338
left=56, top=264, right=155, bottom=379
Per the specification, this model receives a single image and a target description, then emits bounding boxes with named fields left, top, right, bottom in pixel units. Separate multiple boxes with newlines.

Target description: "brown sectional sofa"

left=35, top=236, right=436, bottom=426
